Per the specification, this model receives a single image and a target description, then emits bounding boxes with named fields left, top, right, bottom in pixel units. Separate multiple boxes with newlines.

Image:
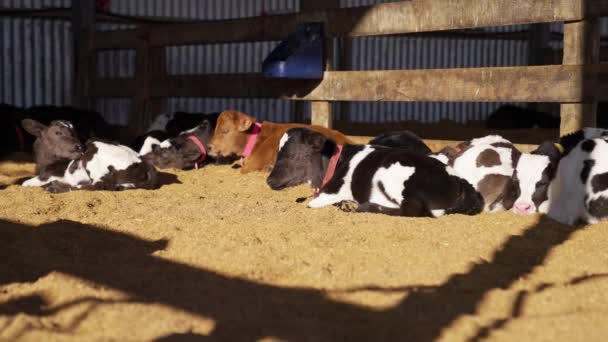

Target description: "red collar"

left=186, top=135, right=207, bottom=169
left=317, top=144, right=343, bottom=193
left=15, top=126, right=25, bottom=151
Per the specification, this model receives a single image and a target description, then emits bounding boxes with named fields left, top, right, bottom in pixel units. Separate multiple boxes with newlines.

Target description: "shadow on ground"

left=0, top=216, right=585, bottom=340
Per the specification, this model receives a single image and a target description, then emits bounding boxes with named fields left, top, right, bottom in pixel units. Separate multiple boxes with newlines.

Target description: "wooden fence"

left=75, top=0, right=608, bottom=137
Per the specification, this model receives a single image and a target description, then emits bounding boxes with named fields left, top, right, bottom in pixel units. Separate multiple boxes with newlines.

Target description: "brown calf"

left=208, top=110, right=352, bottom=173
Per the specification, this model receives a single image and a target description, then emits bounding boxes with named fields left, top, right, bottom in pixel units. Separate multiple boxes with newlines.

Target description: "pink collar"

left=319, top=144, right=343, bottom=191
left=186, top=135, right=207, bottom=169
left=242, top=122, right=262, bottom=159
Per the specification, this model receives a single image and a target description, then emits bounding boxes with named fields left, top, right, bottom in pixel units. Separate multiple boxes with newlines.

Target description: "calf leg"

left=400, top=197, right=433, bottom=217
left=43, top=180, right=77, bottom=193
left=356, top=202, right=404, bottom=216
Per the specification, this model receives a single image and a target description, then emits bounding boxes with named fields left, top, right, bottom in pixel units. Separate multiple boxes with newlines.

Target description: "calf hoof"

left=336, top=200, right=359, bottom=213
left=44, top=181, right=71, bottom=193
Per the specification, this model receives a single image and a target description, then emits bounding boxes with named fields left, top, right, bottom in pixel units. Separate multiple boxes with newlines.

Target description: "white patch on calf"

left=139, top=136, right=162, bottom=155
left=429, top=154, right=448, bottom=165
left=23, top=176, right=61, bottom=187
left=513, top=153, right=550, bottom=212
left=308, top=146, right=375, bottom=208
left=452, top=144, right=513, bottom=187
left=87, top=142, right=141, bottom=183
left=180, top=125, right=199, bottom=135
left=57, top=120, right=73, bottom=129
left=159, top=140, right=173, bottom=149
left=369, top=163, right=415, bottom=209
left=23, top=160, right=90, bottom=188
left=470, top=135, right=510, bottom=146
left=278, top=133, right=289, bottom=152
left=431, top=209, right=445, bottom=217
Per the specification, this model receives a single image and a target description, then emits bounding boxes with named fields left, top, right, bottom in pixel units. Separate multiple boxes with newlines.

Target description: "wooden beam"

left=302, top=0, right=339, bottom=128
left=72, top=0, right=96, bottom=109
left=560, top=1, right=600, bottom=135
left=147, top=47, right=168, bottom=126
left=95, top=65, right=608, bottom=102
left=130, top=36, right=152, bottom=135
left=93, top=0, right=592, bottom=50
left=347, top=136, right=538, bottom=153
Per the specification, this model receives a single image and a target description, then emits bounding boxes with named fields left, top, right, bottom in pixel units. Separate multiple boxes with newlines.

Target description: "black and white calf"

left=431, top=135, right=521, bottom=212
left=503, top=127, right=608, bottom=216
left=138, top=115, right=235, bottom=170
left=546, top=136, right=608, bottom=224
left=268, top=128, right=483, bottom=217
left=21, top=119, right=157, bottom=193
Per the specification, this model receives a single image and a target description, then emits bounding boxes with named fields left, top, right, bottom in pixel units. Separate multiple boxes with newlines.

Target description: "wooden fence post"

left=560, top=0, right=600, bottom=135
left=129, top=34, right=152, bottom=135
left=72, top=0, right=96, bottom=109
left=302, top=0, right=338, bottom=128
left=148, top=46, right=168, bottom=125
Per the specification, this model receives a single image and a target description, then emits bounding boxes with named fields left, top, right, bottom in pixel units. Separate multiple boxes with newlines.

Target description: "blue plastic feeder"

left=262, top=22, right=325, bottom=79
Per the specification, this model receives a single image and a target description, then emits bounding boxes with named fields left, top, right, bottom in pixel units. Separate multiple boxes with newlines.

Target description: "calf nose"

left=266, top=176, right=284, bottom=190
left=513, top=203, right=534, bottom=215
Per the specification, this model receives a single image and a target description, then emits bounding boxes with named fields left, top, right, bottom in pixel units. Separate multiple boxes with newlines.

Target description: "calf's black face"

left=141, top=120, right=220, bottom=170
left=267, top=128, right=330, bottom=190
left=22, top=119, right=84, bottom=161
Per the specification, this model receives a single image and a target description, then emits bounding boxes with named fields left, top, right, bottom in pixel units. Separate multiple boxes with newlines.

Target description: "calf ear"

left=307, top=133, right=328, bottom=152
left=237, top=116, right=254, bottom=132
left=533, top=140, right=562, bottom=163
left=21, top=119, right=47, bottom=137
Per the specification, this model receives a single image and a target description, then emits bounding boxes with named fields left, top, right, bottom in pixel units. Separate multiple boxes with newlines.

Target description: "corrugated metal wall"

left=2, top=0, right=607, bottom=126
left=0, top=0, right=73, bottom=108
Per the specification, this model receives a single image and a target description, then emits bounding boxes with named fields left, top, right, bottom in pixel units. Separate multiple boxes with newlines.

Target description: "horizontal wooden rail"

left=92, top=0, right=606, bottom=50
left=91, top=65, right=608, bottom=103
left=348, top=136, right=538, bottom=153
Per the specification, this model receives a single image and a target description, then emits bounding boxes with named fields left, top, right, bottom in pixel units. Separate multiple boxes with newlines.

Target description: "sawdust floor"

left=1, top=156, right=607, bottom=342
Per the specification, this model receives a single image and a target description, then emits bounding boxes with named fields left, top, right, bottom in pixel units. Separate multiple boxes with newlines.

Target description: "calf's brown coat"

left=208, top=110, right=351, bottom=173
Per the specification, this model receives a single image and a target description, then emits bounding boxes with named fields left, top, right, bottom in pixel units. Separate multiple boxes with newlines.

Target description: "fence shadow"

left=0, top=216, right=583, bottom=341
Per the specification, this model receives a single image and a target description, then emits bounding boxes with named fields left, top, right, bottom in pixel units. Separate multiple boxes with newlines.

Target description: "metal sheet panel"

left=0, top=0, right=72, bottom=108
left=4, top=0, right=606, bottom=126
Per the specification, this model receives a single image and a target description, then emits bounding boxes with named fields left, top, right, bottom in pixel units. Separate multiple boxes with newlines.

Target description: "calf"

left=132, top=112, right=221, bottom=155
left=431, top=135, right=521, bottom=212
left=368, top=130, right=431, bottom=155
left=140, top=119, right=236, bottom=169
left=268, top=128, right=483, bottom=217
left=545, top=137, right=608, bottom=224
left=21, top=119, right=157, bottom=193
left=208, top=110, right=351, bottom=173
left=503, top=127, right=608, bottom=215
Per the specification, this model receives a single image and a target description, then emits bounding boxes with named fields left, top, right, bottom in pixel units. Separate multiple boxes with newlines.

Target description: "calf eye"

left=55, top=131, right=62, bottom=136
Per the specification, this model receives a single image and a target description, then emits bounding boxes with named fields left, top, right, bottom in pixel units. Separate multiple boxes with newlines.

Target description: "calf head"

left=267, top=128, right=334, bottom=190
left=368, top=131, right=431, bottom=155
left=142, top=120, right=216, bottom=169
left=21, top=119, right=84, bottom=172
left=504, top=141, right=562, bottom=215
left=208, top=110, right=255, bottom=158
